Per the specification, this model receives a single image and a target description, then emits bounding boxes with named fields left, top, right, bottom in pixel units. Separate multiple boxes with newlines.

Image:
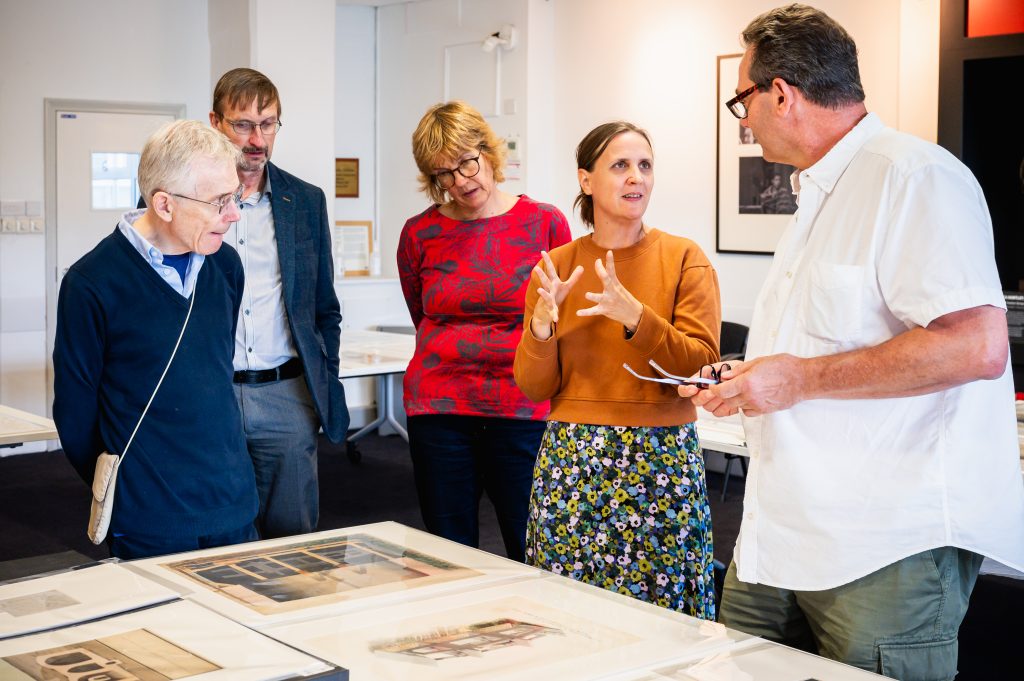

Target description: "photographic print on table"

left=0, top=600, right=334, bottom=681
left=160, top=533, right=482, bottom=616
left=126, top=522, right=539, bottom=629
left=264, top=575, right=750, bottom=681
left=717, top=53, right=797, bottom=254
left=0, top=563, right=178, bottom=640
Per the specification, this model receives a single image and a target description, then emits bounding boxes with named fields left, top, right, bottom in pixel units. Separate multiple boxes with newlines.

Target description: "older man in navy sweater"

left=53, top=120, right=258, bottom=559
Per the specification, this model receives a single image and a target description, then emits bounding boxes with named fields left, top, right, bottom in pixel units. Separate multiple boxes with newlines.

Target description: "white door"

left=46, top=109, right=175, bottom=407
left=54, top=110, right=172, bottom=286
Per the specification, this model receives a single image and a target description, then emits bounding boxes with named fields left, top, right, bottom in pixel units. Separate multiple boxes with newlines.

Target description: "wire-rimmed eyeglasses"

left=725, top=84, right=762, bottom=120
left=432, top=153, right=482, bottom=189
left=169, top=184, right=244, bottom=214
left=623, top=359, right=732, bottom=389
left=222, top=117, right=283, bottom=136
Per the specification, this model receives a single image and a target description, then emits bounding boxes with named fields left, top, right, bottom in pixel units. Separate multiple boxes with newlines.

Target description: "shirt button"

left=786, top=271, right=793, bottom=278
left=745, top=512, right=755, bottom=520
left=247, top=347, right=253, bottom=353
left=239, top=239, right=245, bottom=245
left=244, top=309, right=250, bottom=315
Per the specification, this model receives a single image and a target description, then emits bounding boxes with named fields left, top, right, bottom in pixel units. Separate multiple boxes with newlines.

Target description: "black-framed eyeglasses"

left=432, top=153, right=482, bottom=189
left=622, top=359, right=732, bottom=389
left=222, top=117, right=282, bottom=136
left=725, top=84, right=763, bottom=119
left=168, top=184, right=244, bottom=214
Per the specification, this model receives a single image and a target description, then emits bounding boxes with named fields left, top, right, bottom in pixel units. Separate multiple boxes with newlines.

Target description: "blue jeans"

left=234, top=376, right=320, bottom=539
left=407, top=414, right=545, bottom=562
left=109, top=522, right=258, bottom=560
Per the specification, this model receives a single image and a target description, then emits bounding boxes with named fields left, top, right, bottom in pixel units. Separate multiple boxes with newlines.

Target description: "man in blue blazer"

left=209, top=68, right=349, bottom=538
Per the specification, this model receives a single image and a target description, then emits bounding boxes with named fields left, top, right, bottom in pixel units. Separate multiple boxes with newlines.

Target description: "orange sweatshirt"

left=514, top=228, right=721, bottom=427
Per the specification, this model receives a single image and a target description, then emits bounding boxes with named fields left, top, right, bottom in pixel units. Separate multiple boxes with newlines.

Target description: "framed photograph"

left=334, top=220, right=373, bottom=278
left=264, top=575, right=749, bottom=681
left=0, top=563, right=177, bottom=640
left=335, top=158, right=359, bottom=198
left=716, top=54, right=798, bottom=255
left=0, top=600, right=336, bottom=681
left=125, top=522, right=539, bottom=628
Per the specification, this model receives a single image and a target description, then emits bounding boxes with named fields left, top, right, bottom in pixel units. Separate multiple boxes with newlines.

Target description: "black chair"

left=715, top=321, right=749, bottom=501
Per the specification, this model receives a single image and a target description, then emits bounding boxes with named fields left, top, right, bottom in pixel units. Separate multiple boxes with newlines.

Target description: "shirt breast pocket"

left=803, top=262, right=864, bottom=344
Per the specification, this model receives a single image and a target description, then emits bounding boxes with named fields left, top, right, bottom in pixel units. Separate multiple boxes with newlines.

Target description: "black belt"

left=233, top=357, right=303, bottom=385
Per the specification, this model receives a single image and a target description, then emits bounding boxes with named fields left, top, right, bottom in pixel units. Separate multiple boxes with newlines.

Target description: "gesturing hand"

left=531, top=250, right=583, bottom=340
left=577, top=251, right=643, bottom=332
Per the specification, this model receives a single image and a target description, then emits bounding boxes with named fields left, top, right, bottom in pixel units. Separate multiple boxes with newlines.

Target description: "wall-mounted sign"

left=335, top=158, right=359, bottom=198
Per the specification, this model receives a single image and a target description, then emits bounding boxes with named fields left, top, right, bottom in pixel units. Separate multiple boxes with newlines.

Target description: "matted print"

left=370, top=618, right=563, bottom=663
left=0, top=600, right=333, bottom=681
left=716, top=53, right=797, bottom=254
left=162, top=533, right=481, bottom=615
left=126, top=522, right=537, bottom=627
left=0, top=563, right=177, bottom=640
left=3, top=628, right=219, bottom=680
left=266, top=575, right=749, bottom=681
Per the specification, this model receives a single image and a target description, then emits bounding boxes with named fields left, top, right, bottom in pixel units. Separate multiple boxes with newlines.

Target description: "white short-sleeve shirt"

left=738, top=113, right=1024, bottom=590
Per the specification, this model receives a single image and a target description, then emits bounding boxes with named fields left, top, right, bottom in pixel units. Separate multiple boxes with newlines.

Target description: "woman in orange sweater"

left=514, top=121, right=721, bottom=619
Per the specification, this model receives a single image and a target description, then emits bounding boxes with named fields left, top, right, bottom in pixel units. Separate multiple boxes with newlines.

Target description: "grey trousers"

left=234, top=375, right=320, bottom=538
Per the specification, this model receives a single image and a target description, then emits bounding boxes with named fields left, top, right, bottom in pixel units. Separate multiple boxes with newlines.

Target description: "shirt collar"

left=118, top=209, right=166, bottom=266
left=796, top=112, right=883, bottom=195
left=242, top=172, right=273, bottom=206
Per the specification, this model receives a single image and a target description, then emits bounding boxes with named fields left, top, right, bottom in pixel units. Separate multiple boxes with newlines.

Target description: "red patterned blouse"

left=398, top=195, right=572, bottom=419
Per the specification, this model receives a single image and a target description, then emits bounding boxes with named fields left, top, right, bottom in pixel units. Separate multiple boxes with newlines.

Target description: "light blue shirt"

left=221, top=174, right=298, bottom=371
left=118, top=209, right=204, bottom=298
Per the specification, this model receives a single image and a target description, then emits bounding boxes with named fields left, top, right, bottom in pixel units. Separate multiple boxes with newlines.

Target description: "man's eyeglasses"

left=432, top=153, right=482, bottom=189
left=725, top=84, right=763, bottom=120
left=169, top=185, right=244, bottom=214
left=222, top=118, right=282, bottom=136
left=623, top=359, right=732, bottom=389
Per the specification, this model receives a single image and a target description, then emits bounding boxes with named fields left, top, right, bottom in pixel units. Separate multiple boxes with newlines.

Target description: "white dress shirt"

left=222, top=177, right=298, bottom=371
left=737, top=113, right=1024, bottom=590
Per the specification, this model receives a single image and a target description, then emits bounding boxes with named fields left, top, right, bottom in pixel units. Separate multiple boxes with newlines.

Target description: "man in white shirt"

left=210, top=69, right=349, bottom=539
left=682, top=5, right=1024, bottom=679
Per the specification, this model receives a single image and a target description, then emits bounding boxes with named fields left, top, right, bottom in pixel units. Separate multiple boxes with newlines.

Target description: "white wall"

left=0, top=0, right=212, bottom=453
left=251, top=0, right=337, bottom=218
left=535, top=0, right=905, bottom=325
left=377, top=0, right=530, bottom=278
left=375, top=0, right=938, bottom=325
left=335, top=4, right=378, bottom=232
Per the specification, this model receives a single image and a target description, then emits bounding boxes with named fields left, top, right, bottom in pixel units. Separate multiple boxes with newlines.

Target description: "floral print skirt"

left=524, top=420, right=716, bottom=620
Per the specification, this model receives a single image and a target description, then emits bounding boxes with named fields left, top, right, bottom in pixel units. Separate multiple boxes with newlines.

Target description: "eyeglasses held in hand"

left=432, top=154, right=482, bottom=189
left=169, top=184, right=244, bottom=214
left=622, top=359, right=731, bottom=389
left=223, top=118, right=283, bottom=136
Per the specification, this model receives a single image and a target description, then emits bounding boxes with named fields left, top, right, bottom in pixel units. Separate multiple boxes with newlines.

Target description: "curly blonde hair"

left=412, top=101, right=506, bottom=205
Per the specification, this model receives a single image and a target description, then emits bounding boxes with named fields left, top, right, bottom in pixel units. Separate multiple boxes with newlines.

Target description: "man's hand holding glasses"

left=676, top=354, right=807, bottom=418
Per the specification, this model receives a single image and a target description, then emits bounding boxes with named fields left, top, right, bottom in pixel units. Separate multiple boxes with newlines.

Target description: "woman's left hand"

left=577, top=250, right=644, bottom=332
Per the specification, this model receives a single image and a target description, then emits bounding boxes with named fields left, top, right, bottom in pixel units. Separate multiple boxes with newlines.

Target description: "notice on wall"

left=334, top=221, right=372, bottom=278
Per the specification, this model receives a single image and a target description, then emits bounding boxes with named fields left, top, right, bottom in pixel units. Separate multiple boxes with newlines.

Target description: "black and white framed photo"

left=716, top=54, right=797, bottom=254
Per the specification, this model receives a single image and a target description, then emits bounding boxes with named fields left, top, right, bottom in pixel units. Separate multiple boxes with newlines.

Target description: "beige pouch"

left=87, top=451, right=121, bottom=544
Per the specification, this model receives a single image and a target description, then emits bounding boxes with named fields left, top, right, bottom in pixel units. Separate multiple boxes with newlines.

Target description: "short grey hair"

left=138, top=120, right=241, bottom=202
left=742, top=4, right=865, bottom=109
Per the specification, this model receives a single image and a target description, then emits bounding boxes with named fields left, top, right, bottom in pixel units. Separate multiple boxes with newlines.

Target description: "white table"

left=0, top=404, right=57, bottom=449
left=340, top=329, right=415, bottom=444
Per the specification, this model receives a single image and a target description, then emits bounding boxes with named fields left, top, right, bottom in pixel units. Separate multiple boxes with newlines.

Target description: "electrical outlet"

left=30, top=218, right=44, bottom=233
left=16, top=218, right=31, bottom=232
left=1, top=217, right=16, bottom=233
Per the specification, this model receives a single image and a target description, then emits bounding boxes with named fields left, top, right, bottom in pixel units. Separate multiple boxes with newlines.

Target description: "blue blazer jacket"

left=266, top=162, right=349, bottom=442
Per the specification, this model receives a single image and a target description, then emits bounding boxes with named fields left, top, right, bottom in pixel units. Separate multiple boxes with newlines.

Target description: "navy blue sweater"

left=53, top=229, right=257, bottom=538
